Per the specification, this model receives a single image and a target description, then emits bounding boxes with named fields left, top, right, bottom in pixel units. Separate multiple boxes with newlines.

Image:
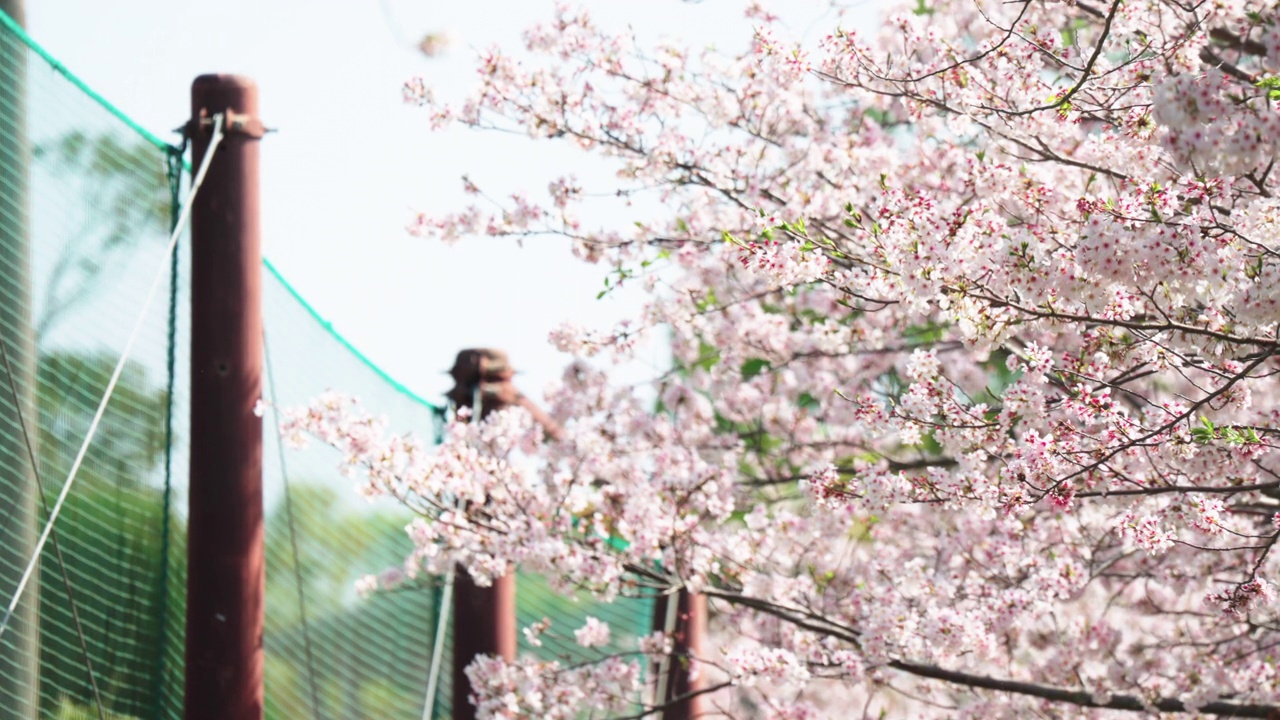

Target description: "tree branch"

left=887, top=659, right=1279, bottom=718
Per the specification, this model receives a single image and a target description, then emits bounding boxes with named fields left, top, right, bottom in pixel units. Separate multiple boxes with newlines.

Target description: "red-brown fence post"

left=184, top=74, right=265, bottom=720
left=451, top=570, right=517, bottom=719
left=446, top=348, right=560, bottom=719
left=652, top=590, right=707, bottom=720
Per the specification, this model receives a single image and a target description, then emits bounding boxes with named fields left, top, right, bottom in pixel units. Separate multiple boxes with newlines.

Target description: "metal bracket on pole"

left=184, top=107, right=270, bottom=139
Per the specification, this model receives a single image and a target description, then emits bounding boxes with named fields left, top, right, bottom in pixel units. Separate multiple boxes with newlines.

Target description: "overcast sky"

left=24, top=0, right=881, bottom=407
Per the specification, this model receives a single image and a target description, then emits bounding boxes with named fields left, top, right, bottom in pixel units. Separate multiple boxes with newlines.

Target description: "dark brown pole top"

left=445, top=348, right=561, bottom=440
left=193, top=73, right=258, bottom=91
left=187, top=76, right=267, bottom=140
left=446, top=349, right=514, bottom=401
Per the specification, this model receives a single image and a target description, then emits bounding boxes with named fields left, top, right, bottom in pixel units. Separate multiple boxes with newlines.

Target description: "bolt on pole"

left=184, top=74, right=265, bottom=720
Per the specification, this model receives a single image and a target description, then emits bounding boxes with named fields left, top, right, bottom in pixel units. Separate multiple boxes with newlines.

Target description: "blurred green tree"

left=32, top=350, right=171, bottom=719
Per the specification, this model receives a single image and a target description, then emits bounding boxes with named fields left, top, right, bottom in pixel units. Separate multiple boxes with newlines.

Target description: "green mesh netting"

left=0, top=8, right=656, bottom=720
left=259, top=267, right=445, bottom=719
left=0, top=7, right=180, bottom=718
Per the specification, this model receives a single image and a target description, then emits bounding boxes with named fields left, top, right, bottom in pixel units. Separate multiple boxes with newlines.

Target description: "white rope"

left=421, top=557, right=456, bottom=720
left=420, top=387, right=482, bottom=720
left=0, top=114, right=227, bottom=642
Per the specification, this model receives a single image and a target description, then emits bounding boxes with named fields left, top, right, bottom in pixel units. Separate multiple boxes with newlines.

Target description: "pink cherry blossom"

left=573, top=616, right=611, bottom=649
left=292, top=0, right=1280, bottom=715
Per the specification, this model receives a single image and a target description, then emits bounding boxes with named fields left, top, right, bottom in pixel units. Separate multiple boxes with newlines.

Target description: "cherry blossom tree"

left=291, top=0, right=1280, bottom=715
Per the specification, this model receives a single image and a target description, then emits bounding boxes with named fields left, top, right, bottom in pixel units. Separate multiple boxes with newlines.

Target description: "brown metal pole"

left=652, top=590, right=707, bottom=720
left=451, top=571, right=516, bottom=719
left=184, top=75, right=264, bottom=720
left=446, top=349, right=532, bottom=719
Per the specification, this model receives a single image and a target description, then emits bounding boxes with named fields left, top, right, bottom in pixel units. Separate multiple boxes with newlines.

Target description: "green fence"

left=0, top=8, right=653, bottom=720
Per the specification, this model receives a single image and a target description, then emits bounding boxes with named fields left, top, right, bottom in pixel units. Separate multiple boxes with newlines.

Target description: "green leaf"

left=695, top=288, right=719, bottom=312
left=694, top=342, right=721, bottom=372
left=741, top=358, right=771, bottom=380
left=919, top=430, right=943, bottom=454
left=1254, top=77, right=1280, bottom=101
left=1191, top=416, right=1217, bottom=445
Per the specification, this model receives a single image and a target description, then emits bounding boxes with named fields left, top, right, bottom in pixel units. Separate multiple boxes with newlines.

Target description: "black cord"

left=0, top=336, right=107, bottom=720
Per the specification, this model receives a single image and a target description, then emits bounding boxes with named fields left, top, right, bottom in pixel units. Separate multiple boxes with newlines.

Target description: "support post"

left=0, top=2, right=39, bottom=717
left=451, top=572, right=516, bottom=720
left=184, top=75, right=264, bottom=720
left=652, top=590, right=706, bottom=720
left=446, top=349, right=549, bottom=720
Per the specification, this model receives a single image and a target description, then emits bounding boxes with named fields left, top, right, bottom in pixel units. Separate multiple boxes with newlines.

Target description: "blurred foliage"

left=28, top=350, right=650, bottom=719
left=51, top=697, right=140, bottom=720
left=34, top=350, right=172, bottom=718
left=37, top=479, right=175, bottom=718
left=37, top=351, right=167, bottom=491
left=264, top=485, right=437, bottom=719
left=31, top=131, right=170, bottom=339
